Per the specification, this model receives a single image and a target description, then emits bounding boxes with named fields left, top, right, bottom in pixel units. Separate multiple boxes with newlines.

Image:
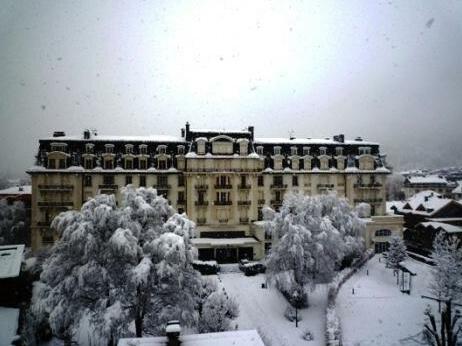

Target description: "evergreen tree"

left=386, top=236, right=407, bottom=269
left=0, top=199, right=29, bottom=245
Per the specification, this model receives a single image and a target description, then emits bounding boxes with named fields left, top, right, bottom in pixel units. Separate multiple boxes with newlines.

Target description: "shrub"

left=193, top=260, right=220, bottom=275
left=284, top=305, right=302, bottom=323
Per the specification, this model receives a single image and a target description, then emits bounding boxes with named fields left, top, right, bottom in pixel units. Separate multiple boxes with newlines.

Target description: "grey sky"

left=1, top=0, right=461, bottom=176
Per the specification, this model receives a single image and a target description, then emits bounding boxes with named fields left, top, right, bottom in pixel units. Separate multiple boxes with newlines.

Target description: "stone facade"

left=27, top=123, right=402, bottom=261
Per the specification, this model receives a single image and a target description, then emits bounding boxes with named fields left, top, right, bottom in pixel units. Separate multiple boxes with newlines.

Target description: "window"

left=273, top=175, right=283, bottom=186
left=178, top=175, right=185, bottom=186
left=158, top=145, right=166, bottom=154
left=275, top=191, right=282, bottom=201
left=303, top=147, right=310, bottom=156
left=258, top=176, right=264, bottom=186
left=177, top=145, right=185, bottom=155
left=139, top=175, right=146, bottom=187
left=84, top=175, right=92, bottom=187
left=319, top=147, right=327, bottom=156
left=51, top=143, right=67, bottom=152
left=258, top=207, right=263, bottom=221
left=178, top=191, right=185, bottom=203
left=158, top=175, right=168, bottom=187
left=85, top=144, right=94, bottom=154
left=125, top=144, right=133, bottom=154
left=59, top=159, right=66, bottom=169
left=256, top=146, right=263, bottom=155
left=216, top=191, right=230, bottom=202
left=48, top=159, right=56, bottom=169
left=198, top=190, right=205, bottom=203
left=240, top=175, right=247, bottom=187
left=139, top=159, right=147, bottom=170
left=125, top=159, right=133, bottom=170
left=290, top=146, right=298, bottom=156
left=158, top=159, right=167, bottom=170
left=103, top=175, right=114, bottom=185
left=105, top=144, right=114, bottom=154
left=139, top=145, right=147, bottom=155
left=125, top=175, right=132, bottom=185
left=359, top=147, right=371, bottom=155
left=274, top=146, right=281, bottom=155
left=336, top=147, right=343, bottom=156
left=104, top=159, right=113, bottom=170
left=375, top=229, right=392, bottom=237
left=292, top=175, right=298, bottom=186
left=85, top=158, right=93, bottom=169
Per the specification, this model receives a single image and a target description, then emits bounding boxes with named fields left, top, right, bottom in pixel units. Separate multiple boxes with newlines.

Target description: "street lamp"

left=293, top=291, right=299, bottom=328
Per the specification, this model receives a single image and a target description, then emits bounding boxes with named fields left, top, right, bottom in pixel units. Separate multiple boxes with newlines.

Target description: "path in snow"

left=220, top=272, right=327, bottom=346
left=337, top=255, right=437, bottom=346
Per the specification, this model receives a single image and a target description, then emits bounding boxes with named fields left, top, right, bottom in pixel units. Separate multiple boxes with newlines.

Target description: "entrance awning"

left=191, top=237, right=259, bottom=247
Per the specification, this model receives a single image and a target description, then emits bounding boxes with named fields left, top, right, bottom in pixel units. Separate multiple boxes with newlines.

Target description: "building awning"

left=191, top=237, right=259, bottom=247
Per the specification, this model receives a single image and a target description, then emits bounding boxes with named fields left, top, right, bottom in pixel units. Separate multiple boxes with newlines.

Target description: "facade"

left=402, top=175, right=455, bottom=199
left=27, top=123, right=401, bottom=261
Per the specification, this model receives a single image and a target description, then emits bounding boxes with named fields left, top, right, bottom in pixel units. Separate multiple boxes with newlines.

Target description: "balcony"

left=195, top=201, right=209, bottom=206
left=239, top=217, right=249, bottom=224
left=238, top=201, right=251, bottom=206
left=270, top=200, right=283, bottom=206
left=99, top=184, right=118, bottom=190
left=214, top=200, right=232, bottom=206
left=196, top=218, right=206, bottom=225
left=153, top=184, right=171, bottom=189
left=317, top=184, right=335, bottom=190
left=218, top=219, right=229, bottom=224
left=238, top=184, right=251, bottom=190
left=194, top=184, right=208, bottom=190
left=354, top=183, right=383, bottom=190
left=37, top=201, right=74, bottom=207
left=38, top=184, right=73, bottom=191
left=258, top=199, right=265, bottom=205
left=214, top=184, right=232, bottom=189
left=270, top=184, right=287, bottom=189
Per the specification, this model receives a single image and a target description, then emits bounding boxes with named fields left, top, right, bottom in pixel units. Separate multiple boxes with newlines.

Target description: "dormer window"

left=177, top=145, right=185, bottom=155
left=359, top=147, right=371, bottom=155
left=50, top=143, right=67, bottom=152
left=125, top=158, right=133, bottom=170
left=335, top=147, right=343, bottom=156
left=139, top=145, right=148, bottom=155
left=125, top=144, right=134, bottom=155
left=319, top=147, right=327, bottom=156
left=290, top=147, right=298, bottom=156
left=196, top=138, right=207, bottom=155
left=85, top=143, right=94, bottom=154
left=274, top=146, right=281, bottom=155
left=158, top=145, right=167, bottom=155
left=84, top=158, right=93, bottom=169
left=105, top=144, right=114, bottom=154
left=256, top=146, right=263, bottom=155
left=303, top=147, right=310, bottom=156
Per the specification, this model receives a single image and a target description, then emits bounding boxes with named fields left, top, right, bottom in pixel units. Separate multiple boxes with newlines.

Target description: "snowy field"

left=219, top=269, right=327, bottom=346
left=337, top=255, right=436, bottom=346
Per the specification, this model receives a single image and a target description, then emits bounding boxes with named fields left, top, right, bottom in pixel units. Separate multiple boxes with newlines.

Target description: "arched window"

left=375, top=229, right=392, bottom=237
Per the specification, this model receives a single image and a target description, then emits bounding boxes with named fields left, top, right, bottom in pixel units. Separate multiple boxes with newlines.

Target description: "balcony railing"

left=99, top=184, right=118, bottom=190
left=238, top=184, right=251, bottom=190
left=153, top=184, right=171, bottom=189
left=270, top=184, right=287, bottom=189
left=37, top=201, right=74, bottom=207
left=195, top=201, right=209, bottom=206
left=38, top=184, right=73, bottom=191
left=270, top=200, right=283, bottom=205
left=194, top=184, right=208, bottom=190
left=214, top=200, right=232, bottom=206
left=317, top=184, right=335, bottom=189
left=354, top=183, right=383, bottom=189
left=214, top=184, right=233, bottom=189
left=238, top=201, right=251, bottom=206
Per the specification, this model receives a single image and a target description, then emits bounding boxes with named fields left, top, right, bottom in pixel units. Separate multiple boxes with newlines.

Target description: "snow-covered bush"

left=192, top=260, right=220, bottom=275
left=430, top=232, right=462, bottom=301
left=302, top=330, right=314, bottom=341
left=30, top=187, right=204, bottom=344
left=355, top=202, right=371, bottom=218
left=265, top=193, right=365, bottom=306
left=283, top=305, right=302, bottom=323
left=0, top=199, right=29, bottom=245
left=386, top=236, right=407, bottom=269
left=198, top=285, right=239, bottom=333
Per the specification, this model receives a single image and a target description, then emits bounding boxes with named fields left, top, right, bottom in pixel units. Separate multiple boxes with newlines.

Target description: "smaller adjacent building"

left=411, top=222, right=462, bottom=250
left=0, top=244, right=25, bottom=307
left=452, top=181, right=462, bottom=200
left=402, top=175, right=455, bottom=199
left=0, top=185, right=31, bottom=207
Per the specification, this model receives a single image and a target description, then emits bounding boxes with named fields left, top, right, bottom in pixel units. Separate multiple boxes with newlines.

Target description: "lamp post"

left=293, top=291, right=299, bottom=328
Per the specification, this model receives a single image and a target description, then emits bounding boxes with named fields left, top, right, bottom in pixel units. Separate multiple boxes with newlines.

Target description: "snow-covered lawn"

left=219, top=271, right=327, bottom=346
left=337, top=255, right=436, bottom=346
left=0, top=307, right=19, bottom=346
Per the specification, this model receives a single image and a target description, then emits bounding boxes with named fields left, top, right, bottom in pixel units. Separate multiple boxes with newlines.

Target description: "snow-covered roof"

left=118, top=330, right=264, bottom=346
left=254, top=137, right=378, bottom=146
left=191, top=237, right=259, bottom=246
left=397, top=190, right=459, bottom=216
left=191, top=128, right=251, bottom=134
left=0, top=245, right=24, bottom=279
left=42, top=135, right=185, bottom=143
left=418, top=222, right=462, bottom=234
left=0, top=185, right=31, bottom=195
left=0, top=307, right=19, bottom=345
left=452, top=181, right=462, bottom=194
left=386, top=201, right=405, bottom=215
left=406, top=175, right=449, bottom=185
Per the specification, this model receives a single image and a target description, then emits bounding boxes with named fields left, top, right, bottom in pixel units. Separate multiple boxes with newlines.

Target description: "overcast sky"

left=1, top=0, right=461, bottom=177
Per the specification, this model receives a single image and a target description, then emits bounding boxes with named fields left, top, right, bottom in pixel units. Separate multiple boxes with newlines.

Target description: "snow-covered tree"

left=355, top=203, right=371, bottom=218
left=265, top=193, right=365, bottom=306
left=198, top=278, right=239, bottom=333
left=386, top=236, right=407, bottom=269
left=31, top=187, right=205, bottom=345
left=0, top=199, right=29, bottom=245
left=430, top=232, right=462, bottom=302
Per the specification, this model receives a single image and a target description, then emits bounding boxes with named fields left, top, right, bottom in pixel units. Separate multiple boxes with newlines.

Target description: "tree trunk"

left=135, top=316, right=143, bottom=338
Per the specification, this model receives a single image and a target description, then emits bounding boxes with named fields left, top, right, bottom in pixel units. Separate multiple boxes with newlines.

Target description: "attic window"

left=290, top=147, right=298, bottom=156
left=158, top=145, right=167, bottom=154
left=319, top=147, right=327, bottom=156
left=85, top=143, right=94, bottom=154
left=335, top=147, right=343, bottom=156
left=303, top=147, right=310, bottom=156
left=359, top=147, right=371, bottom=155
left=274, top=146, right=281, bottom=155
left=125, top=144, right=134, bottom=154
left=256, top=146, right=263, bottom=155
left=50, top=143, right=67, bottom=152
left=139, top=144, right=148, bottom=155
left=105, top=144, right=114, bottom=154
left=177, top=145, right=185, bottom=155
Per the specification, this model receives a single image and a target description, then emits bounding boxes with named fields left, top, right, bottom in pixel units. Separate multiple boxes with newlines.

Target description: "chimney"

left=248, top=126, right=254, bottom=140
left=53, top=131, right=66, bottom=137
left=181, top=128, right=185, bottom=138
left=339, top=134, right=345, bottom=143
left=166, top=320, right=181, bottom=346
left=355, top=136, right=363, bottom=142
left=185, top=122, right=191, bottom=141
left=83, top=129, right=91, bottom=140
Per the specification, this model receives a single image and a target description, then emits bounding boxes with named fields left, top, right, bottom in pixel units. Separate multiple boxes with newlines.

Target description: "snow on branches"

left=386, top=236, right=407, bottom=269
left=265, top=193, right=365, bottom=305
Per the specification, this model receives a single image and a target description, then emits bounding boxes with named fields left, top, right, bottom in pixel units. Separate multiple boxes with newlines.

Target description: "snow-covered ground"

left=337, top=255, right=437, bottom=346
left=219, top=271, right=327, bottom=346
left=0, top=307, right=19, bottom=346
